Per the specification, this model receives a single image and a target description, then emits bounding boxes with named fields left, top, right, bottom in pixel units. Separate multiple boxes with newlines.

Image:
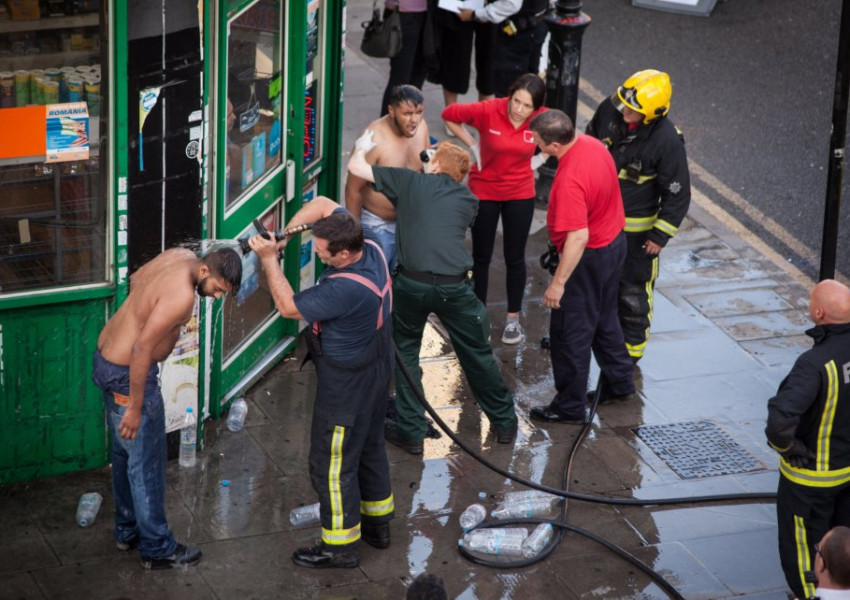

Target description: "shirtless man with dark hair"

left=92, top=247, right=241, bottom=570
left=345, top=84, right=430, bottom=272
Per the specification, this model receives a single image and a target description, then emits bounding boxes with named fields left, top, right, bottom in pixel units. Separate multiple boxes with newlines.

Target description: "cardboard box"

left=8, top=0, right=41, bottom=20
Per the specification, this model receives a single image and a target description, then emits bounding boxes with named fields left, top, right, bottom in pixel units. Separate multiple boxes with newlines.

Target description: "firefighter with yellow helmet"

left=586, top=69, right=691, bottom=367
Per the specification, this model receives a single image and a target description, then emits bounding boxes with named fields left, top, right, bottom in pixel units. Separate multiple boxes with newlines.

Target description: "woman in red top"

left=442, top=74, right=546, bottom=344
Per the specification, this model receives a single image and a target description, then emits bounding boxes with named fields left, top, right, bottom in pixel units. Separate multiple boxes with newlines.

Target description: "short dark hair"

left=823, top=526, right=850, bottom=587
left=389, top=84, right=424, bottom=109
left=203, top=248, right=242, bottom=293
left=406, top=573, right=447, bottom=600
left=508, top=73, right=547, bottom=110
left=311, top=211, right=364, bottom=256
left=530, top=109, right=575, bottom=145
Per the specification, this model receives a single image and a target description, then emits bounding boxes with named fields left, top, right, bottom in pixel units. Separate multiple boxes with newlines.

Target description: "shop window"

left=0, top=1, right=105, bottom=294
left=225, top=0, right=283, bottom=209
left=303, top=0, right=323, bottom=170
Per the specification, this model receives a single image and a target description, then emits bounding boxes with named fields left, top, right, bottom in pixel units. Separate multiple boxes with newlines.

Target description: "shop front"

left=0, top=0, right=345, bottom=484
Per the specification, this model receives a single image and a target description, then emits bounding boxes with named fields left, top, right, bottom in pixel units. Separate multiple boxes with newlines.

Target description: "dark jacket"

left=766, top=323, right=850, bottom=486
left=586, top=96, right=691, bottom=248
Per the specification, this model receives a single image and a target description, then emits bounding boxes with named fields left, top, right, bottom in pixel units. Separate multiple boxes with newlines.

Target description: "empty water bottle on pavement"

left=491, top=496, right=555, bottom=520
left=76, top=491, right=103, bottom=527
left=497, top=490, right=559, bottom=506
left=459, top=528, right=526, bottom=556
left=179, top=407, right=197, bottom=468
left=290, top=502, right=321, bottom=528
left=226, top=397, right=248, bottom=432
left=459, top=503, right=487, bottom=531
left=521, top=523, right=554, bottom=558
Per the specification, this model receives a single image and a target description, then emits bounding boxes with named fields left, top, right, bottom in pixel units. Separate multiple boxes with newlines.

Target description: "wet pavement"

left=0, top=4, right=818, bottom=599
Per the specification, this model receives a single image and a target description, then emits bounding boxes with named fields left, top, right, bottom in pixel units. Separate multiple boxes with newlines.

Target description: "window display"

left=0, top=1, right=105, bottom=293
left=225, top=0, right=282, bottom=209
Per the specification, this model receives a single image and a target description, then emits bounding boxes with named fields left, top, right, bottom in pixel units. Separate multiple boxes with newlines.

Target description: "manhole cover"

left=633, top=421, right=764, bottom=479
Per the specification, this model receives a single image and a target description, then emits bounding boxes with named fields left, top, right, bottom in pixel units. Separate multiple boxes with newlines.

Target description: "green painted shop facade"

left=0, top=0, right=345, bottom=484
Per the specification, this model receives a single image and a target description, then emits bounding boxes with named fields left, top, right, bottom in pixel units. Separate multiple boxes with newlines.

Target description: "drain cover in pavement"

left=633, top=421, right=764, bottom=479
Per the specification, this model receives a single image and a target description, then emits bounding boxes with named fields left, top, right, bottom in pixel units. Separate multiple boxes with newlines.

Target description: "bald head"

left=809, top=279, right=850, bottom=325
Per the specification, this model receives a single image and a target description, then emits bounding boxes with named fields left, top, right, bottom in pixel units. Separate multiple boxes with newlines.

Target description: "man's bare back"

left=98, top=248, right=199, bottom=367
left=345, top=103, right=430, bottom=222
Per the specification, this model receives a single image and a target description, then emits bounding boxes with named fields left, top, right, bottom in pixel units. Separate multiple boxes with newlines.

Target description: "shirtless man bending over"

left=345, top=84, right=430, bottom=272
left=92, top=247, right=241, bottom=570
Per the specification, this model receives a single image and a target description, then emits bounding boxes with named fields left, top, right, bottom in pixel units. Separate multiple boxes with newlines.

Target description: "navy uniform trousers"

left=550, top=232, right=635, bottom=417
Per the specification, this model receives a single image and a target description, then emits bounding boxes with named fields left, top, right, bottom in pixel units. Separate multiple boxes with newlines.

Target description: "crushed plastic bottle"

left=76, top=491, right=103, bottom=527
left=179, top=407, right=197, bottom=468
left=459, top=503, right=487, bottom=531
left=459, top=528, right=526, bottom=556
left=289, top=502, right=321, bottom=528
left=226, top=397, right=248, bottom=432
left=521, top=523, right=554, bottom=558
left=491, top=496, right=556, bottom=520
left=497, top=490, right=559, bottom=506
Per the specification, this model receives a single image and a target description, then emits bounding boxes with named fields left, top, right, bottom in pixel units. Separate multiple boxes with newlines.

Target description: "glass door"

left=211, top=0, right=291, bottom=408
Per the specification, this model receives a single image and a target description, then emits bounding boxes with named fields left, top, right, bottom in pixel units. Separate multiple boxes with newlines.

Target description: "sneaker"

left=292, top=544, right=360, bottom=569
left=116, top=537, right=140, bottom=551
left=501, top=322, right=523, bottom=345
left=445, top=124, right=456, bottom=138
left=140, top=543, right=202, bottom=570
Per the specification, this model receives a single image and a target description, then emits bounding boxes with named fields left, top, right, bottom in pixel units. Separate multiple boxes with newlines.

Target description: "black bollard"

left=535, top=1, right=591, bottom=207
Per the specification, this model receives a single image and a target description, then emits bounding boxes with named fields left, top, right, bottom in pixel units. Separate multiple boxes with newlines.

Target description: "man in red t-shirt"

left=528, top=110, right=635, bottom=423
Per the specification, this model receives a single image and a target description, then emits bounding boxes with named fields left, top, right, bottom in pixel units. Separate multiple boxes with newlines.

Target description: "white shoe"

left=445, top=125, right=456, bottom=138
left=501, top=322, right=523, bottom=345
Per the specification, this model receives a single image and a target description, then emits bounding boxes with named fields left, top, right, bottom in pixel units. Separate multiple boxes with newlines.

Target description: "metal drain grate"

left=633, top=421, right=764, bottom=479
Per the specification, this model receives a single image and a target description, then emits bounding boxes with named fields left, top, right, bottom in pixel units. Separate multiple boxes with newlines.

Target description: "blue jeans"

left=92, top=350, right=177, bottom=559
left=369, top=225, right=397, bottom=274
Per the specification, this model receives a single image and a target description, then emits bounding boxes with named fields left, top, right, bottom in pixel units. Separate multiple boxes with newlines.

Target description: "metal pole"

left=819, top=0, right=850, bottom=281
left=535, top=1, right=591, bottom=206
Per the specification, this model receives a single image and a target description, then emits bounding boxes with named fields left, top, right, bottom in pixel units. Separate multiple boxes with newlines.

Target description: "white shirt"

left=815, top=588, right=850, bottom=600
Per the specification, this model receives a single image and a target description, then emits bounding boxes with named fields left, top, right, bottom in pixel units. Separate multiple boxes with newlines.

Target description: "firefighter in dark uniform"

left=586, top=69, right=691, bottom=365
left=249, top=196, right=394, bottom=569
left=765, top=279, right=850, bottom=600
left=347, top=133, right=519, bottom=454
left=459, top=0, right=549, bottom=97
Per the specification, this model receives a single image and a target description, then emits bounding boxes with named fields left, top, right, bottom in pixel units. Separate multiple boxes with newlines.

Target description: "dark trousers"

left=380, top=11, right=427, bottom=115
left=776, top=475, right=850, bottom=599
left=471, top=198, right=535, bottom=313
left=437, top=14, right=495, bottom=95
left=308, top=327, right=395, bottom=550
left=619, top=233, right=659, bottom=361
left=550, top=232, right=634, bottom=417
left=392, top=273, right=517, bottom=441
left=492, top=21, right=547, bottom=97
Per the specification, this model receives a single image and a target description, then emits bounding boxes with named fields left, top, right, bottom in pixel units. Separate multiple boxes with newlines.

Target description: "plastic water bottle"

left=290, top=502, right=321, bottom=528
left=497, top=490, right=559, bottom=506
left=459, top=503, right=487, bottom=531
left=226, top=397, right=248, bottom=432
left=491, top=496, right=556, bottom=520
left=76, top=491, right=103, bottom=527
left=459, top=528, right=526, bottom=556
left=179, top=407, right=197, bottom=468
left=521, top=523, right=554, bottom=558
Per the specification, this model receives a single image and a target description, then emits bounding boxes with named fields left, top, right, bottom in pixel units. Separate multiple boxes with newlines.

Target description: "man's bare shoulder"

left=368, top=119, right=427, bottom=169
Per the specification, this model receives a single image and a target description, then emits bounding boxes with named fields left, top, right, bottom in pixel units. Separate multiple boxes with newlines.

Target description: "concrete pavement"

left=0, top=3, right=816, bottom=598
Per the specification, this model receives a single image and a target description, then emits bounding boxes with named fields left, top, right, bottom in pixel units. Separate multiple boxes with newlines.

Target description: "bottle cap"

left=187, top=407, right=193, bottom=412
left=478, top=492, right=487, bottom=499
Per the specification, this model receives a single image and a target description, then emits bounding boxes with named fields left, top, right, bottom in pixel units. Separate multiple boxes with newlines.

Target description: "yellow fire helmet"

left=615, top=69, right=672, bottom=124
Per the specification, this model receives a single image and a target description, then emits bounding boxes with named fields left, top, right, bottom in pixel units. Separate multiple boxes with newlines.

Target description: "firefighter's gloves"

left=780, top=439, right=815, bottom=469
left=355, top=129, right=378, bottom=154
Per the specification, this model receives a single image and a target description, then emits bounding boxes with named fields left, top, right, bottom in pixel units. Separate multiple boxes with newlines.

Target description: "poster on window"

left=45, top=102, right=89, bottom=163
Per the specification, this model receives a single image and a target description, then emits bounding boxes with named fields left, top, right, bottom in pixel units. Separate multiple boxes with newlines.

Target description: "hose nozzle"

left=237, top=220, right=311, bottom=256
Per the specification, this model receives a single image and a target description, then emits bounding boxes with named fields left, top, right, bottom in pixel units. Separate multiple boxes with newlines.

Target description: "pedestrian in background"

left=348, top=135, right=519, bottom=454
left=586, top=69, right=691, bottom=366
left=250, top=197, right=395, bottom=569
left=527, top=109, right=635, bottom=424
left=459, top=0, right=548, bottom=98
left=379, top=0, right=429, bottom=116
left=765, top=279, right=850, bottom=600
left=435, top=5, right=495, bottom=116
left=441, top=73, right=546, bottom=344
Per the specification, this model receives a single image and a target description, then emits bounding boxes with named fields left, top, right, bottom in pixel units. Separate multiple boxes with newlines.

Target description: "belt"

left=398, top=265, right=470, bottom=285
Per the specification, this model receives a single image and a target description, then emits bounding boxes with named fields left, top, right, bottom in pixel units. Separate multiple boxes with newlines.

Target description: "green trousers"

left=392, top=274, right=517, bottom=441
